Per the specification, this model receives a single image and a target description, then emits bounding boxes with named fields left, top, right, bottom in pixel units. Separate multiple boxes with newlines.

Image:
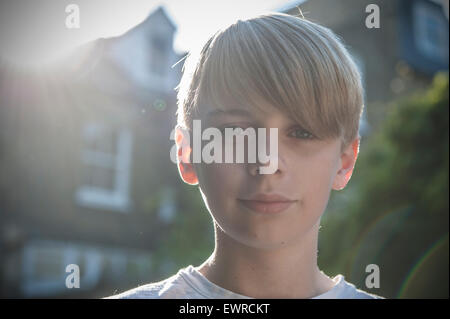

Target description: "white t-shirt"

left=105, top=265, right=384, bottom=299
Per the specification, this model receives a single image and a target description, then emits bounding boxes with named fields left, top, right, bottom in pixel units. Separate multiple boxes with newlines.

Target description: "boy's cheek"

left=195, top=162, right=244, bottom=189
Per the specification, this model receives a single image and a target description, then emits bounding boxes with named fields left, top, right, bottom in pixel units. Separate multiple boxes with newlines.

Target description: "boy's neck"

left=196, top=220, right=336, bottom=298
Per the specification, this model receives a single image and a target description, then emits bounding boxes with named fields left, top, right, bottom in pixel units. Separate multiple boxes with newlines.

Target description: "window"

left=21, top=241, right=65, bottom=296
left=76, top=122, right=133, bottom=212
left=20, top=240, right=135, bottom=297
left=413, top=1, right=449, bottom=65
left=150, top=35, right=169, bottom=77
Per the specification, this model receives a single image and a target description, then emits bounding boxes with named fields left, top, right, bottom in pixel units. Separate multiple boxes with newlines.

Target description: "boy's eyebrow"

left=205, top=108, right=252, bottom=118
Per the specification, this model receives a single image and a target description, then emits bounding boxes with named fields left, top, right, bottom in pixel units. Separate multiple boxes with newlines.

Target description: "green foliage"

left=151, top=183, right=214, bottom=279
left=319, top=73, right=449, bottom=298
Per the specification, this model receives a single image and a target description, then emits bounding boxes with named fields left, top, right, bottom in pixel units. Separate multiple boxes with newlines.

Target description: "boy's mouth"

left=237, top=193, right=297, bottom=214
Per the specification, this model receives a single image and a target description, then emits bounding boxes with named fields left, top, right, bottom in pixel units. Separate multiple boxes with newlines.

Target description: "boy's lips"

left=237, top=193, right=297, bottom=214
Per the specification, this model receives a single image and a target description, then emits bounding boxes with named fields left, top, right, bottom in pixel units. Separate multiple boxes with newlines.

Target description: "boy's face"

left=177, top=101, right=359, bottom=250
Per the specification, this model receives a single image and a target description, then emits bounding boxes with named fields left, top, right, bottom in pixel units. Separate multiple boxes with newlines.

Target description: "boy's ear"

left=332, top=137, right=360, bottom=191
left=175, top=127, right=199, bottom=185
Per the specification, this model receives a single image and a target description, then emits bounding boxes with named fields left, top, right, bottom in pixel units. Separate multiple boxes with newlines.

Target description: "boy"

left=107, top=12, right=383, bottom=299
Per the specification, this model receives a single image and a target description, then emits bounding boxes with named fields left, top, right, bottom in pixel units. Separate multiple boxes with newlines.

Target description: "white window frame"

left=75, top=122, right=133, bottom=213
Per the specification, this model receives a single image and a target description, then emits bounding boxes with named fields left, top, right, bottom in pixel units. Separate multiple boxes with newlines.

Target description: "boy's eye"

left=288, top=127, right=314, bottom=140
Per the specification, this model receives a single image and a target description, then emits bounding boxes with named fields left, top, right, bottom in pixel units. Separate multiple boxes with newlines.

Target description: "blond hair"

left=175, top=12, right=364, bottom=151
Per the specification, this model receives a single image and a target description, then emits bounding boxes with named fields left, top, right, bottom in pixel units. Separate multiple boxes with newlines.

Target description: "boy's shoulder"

left=317, top=274, right=384, bottom=299
left=104, top=266, right=203, bottom=299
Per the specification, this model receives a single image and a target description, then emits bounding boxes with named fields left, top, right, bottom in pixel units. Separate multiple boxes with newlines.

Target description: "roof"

left=275, top=0, right=308, bottom=13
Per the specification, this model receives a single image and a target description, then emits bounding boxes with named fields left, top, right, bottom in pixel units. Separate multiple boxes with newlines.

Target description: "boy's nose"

left=248, top=164, right=278, bottom=176
left=247, top=152, right=286, bottom=176
left=255, top=127, right=284, bottom=175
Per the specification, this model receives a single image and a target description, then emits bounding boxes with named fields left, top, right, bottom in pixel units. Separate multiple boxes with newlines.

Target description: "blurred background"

left=0, top=0, right=448, bottom=298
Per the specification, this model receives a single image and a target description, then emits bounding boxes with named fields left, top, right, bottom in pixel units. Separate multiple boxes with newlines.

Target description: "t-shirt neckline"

left=179, top=265, right=345, bottom=299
